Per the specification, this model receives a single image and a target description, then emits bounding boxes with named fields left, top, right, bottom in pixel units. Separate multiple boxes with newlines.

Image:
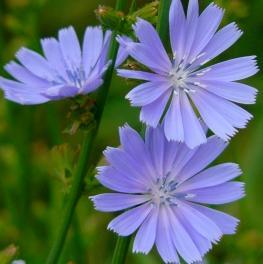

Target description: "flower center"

left=170, top=68, right=187, bottom=87
left=168, top=66, right=194, bottom=94
left=150, top=177, right=178, bottom=206
left=66, top=66, right=86, bottom=89
left=53, top=63, right=87, bottom=89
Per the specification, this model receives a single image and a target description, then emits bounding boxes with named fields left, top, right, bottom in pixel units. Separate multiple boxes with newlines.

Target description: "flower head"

left=91, top=124, right=244, bottom=264
left=117, top=0, right=258, bottom=148
left=0, top=26, right=127, bottom=105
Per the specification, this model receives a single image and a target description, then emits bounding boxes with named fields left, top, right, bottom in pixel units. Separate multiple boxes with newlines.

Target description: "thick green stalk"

left=112, top=236, right=131, bottom=264
left=111, top=1, right=171, bottom=263
left=45, top=1, right=128, bottom=263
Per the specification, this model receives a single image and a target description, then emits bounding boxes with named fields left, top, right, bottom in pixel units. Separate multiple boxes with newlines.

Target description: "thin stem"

left=46, top=131, right=95, bottom=264
left=110, top=1, right=172, bottom=263
left=112, top=236, right=131, bottom=264
left=45, top=1, right=127, bottom=263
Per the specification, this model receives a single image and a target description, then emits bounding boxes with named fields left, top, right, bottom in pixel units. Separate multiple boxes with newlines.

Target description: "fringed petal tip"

left=58, top=25, right=76, bottom=37
left=96, top=165, right=108, bottom=174
left=118, top=123, right=132, bottom=137
left=89, top=195, right=96, bottom=202
left=103, top=146, right=115, bottom=157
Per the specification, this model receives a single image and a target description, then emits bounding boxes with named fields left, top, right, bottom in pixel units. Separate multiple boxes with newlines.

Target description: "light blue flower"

left=118, top=0, right=258, bottom=148
left=0, top=26, right=127, bottom=104
left=91, top=124, right=244, bottom=264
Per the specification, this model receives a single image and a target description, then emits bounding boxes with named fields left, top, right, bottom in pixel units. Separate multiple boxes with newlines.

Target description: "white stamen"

left=190, top=52, right=206, bottom=64
left=196, top=67, right=211, bottom=76
left=169, top=67, right=189, bottom=92
left=197, top=52, right=206, bottom=59
left=194, top=82, right=207, bottom=88
left=185, top=193, right=196, bottom=199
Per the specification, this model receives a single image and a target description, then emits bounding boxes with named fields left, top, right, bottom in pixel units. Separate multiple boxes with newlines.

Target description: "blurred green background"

left=0, top=0, right=262, bottom=263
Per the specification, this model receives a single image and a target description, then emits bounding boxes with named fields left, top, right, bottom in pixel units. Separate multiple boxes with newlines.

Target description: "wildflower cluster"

left=0, top=0, right=258, bottom=263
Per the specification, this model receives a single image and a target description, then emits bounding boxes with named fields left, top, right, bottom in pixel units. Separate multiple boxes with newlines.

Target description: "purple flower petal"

left=185, top=182, right=245, bottom=204
left=192, top=22, right=243, bottom=68
left=191, top=203, right=239, bottom=234
left=190, top=89, right=237, bottom=141
left=169, top=143, right=197, bottom=178
left=41, top=37, right=69, bottom=81
left=126, top=81, right=172, bottom=107
left=155, top=206, right=180, bottom=263
left=188, top=3, right=224, bottom=63
left=108, top=203, right=153, bottom=236
left=117, top=69, right=166, bottom=82
left=164, top=91, right=206, bottom=148
left=176, top=211, right=212, bottom=255
left=4, top=61, right=50, bottom=86
left=133, top=18, right=172, bottom=70
left=179, top=163, right=242, bottom=192
left=164, top=92, right=185, bottom=142
left=103, top=147, right=151, bottom=186
left=198, top=56, right=258, bottom=81
left=119, top=125, right=145, bottom=156
left=119, top=125, right=156, bottom=178
left=58, top=26, right=82, bottom=72
left=191, top=89, right=252, bottom=139
left=91, top=30, right=112, bottom=76
left=42, top=85, right=78, bottom=100
left=97, top=166, right=148, bottom=194
left=169, top=0, right=186, bottom=62
left=168, top=207, right=202, bottom=263
left=176, top=136, right=228, bottom=183
left=115, top=36, right=131, bottom=67
left=90, top=193, right=149, bottom=212
left=145, top=126, right=165, bottom=177
left=180, top=92, right=206, bottom=148
left=133, top=207, right=158, bottom=254
left=15, top=47, right=55, bottom=80
left=120, top=42, right=171, bottom=74
left=177, top=201, right=223, bottom=242
left=163, top=137, right=180, bottom=176
left=0, top=77, right=49, bottom=105
left=183, top=0, right=199, bottom=61
left=140, top=90, right=170, bottom=127
left=199, top=80, right=257, bottom=104
left=201, top=92, right=252, bottom=129
left=119, top=125, right=154, bottom=168
left=165, top=121, right=208, bottom=178
left=83, top=78, right=103, bottom=93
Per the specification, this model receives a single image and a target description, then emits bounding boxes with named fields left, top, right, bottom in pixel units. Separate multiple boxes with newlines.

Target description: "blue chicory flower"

left=0, top=26, right=127, bottom=105
left=91, top=124, right=244, bottom=264
left=117, top=0, right=258, bottom=149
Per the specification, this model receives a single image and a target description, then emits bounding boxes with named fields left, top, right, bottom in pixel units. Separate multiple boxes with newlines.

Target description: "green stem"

left=46, top=130, right=94, bottom=264
left=156, top=0, right=171, bottom=43
left=45, top=1, right=127, bottom=263
left=112, top=236, right=131, bottom=264
left=129, top=0, right=137, bottom=14
left=111, top=0, right=171, bottom=263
